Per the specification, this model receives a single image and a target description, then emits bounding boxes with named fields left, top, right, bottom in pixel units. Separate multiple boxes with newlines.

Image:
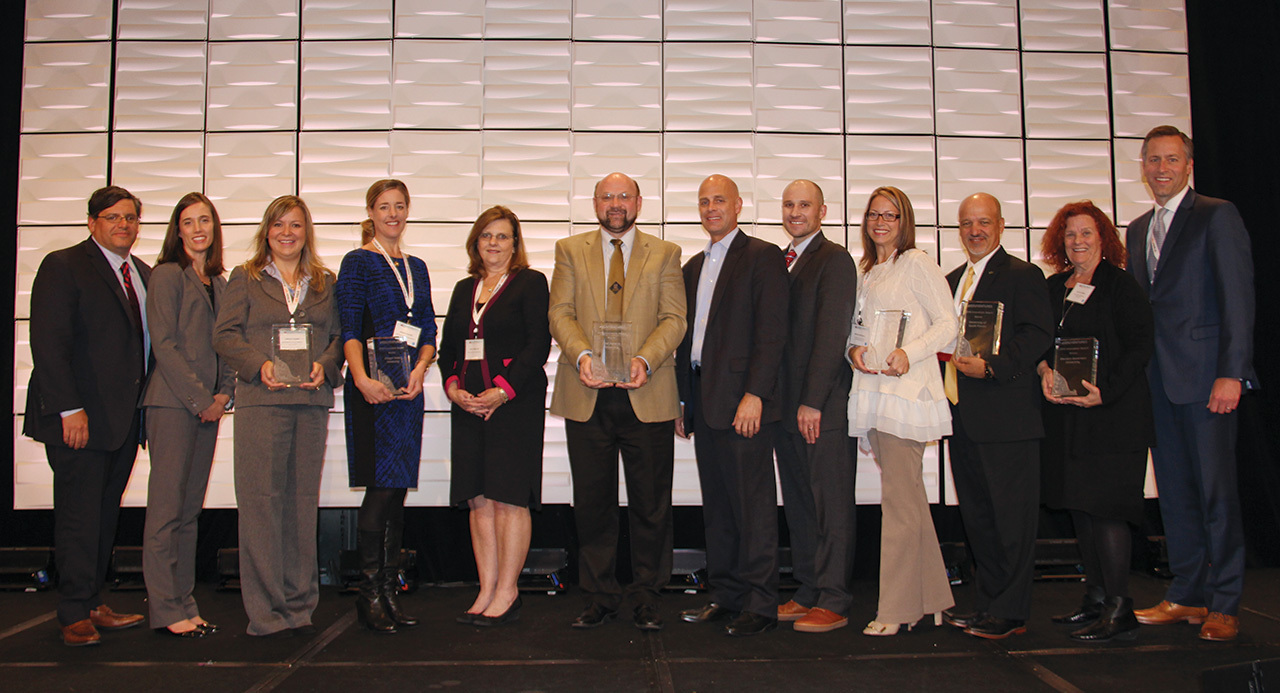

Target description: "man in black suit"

left=1126, top=126, right=1257, bottom=642
left=676, top=174, right=789, bottom=636
left=25, top=186, right=152, bottom=646
left=771, top=180, right=857, bottom=633
left=941, top=192, right=1054, bottom=640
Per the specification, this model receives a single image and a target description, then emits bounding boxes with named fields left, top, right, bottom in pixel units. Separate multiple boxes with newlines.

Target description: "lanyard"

left=470, top=273, right=508, bottom=329
left=372, top=239, right=415, bottom=318
left=460, top=273, right=515, bottom=389
left=282, top=279, right=302, bottom=323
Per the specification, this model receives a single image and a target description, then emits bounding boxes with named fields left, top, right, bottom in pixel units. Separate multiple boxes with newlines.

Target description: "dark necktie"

left=607, top=238, right=624, bottom=321
left=120, top=262, right=144, bottom=364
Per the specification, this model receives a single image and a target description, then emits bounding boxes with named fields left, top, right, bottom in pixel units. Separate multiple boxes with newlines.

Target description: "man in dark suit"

left=25, top=186, right=152, bottom=646
left=1126, top=125, right=1257, bottom=642
left=941, top=192, right=1054, bottom=640
left=548, top=172, right=687, bottom=631
left=771, top=180, right=857, bottom=633
left=676, top=174, right=789, bottom=636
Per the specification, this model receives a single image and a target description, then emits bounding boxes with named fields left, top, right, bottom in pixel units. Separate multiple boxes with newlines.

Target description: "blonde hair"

left=360, top=179, right=410, bottom=245
left=243, top=195, right=332, bottom=292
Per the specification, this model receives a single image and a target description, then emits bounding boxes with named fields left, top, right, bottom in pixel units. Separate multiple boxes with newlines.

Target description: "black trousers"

left=690, top=373, right=779, bottom=618
left=47, top=414, right=141, bottom=626
left=566, top=387, right=674, bottom=609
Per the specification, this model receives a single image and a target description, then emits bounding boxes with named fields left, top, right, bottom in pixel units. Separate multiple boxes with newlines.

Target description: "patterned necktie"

left=120, top=262, right=145, bottom=367
left=944, top=266, right=976, bottom=405
left=606, top=238, right=624, bottom=321
left=785, top=247, right=797, bottom=268
left=1146, top=208, right=1167, bottom=281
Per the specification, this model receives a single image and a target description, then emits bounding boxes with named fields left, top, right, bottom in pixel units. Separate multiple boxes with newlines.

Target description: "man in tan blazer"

left=549, top=172, right=687, bottom=631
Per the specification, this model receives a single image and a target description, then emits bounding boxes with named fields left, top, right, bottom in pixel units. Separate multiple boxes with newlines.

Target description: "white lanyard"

left=372, top=239, right=415, bottom=318
left=282, top=279, right=302, bottom=322
left=471, top=273, right=508, bottom=327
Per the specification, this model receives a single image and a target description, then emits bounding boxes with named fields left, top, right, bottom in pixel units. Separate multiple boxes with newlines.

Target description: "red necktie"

left=785, top=247, right=797, bottom=268
left=121, top=262, right=144, bottom=363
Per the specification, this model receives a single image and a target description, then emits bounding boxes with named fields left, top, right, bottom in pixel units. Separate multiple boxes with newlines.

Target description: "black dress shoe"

left=1070, top=597, right=1138, bottom=643
left=154, top=626, right=206, bottom=639
left=456, top=612, right=482, bottom=625
left=571, top=603, right=618, bottom=629
left=475, top=596, right=522, bottom=627
left=1052, top=587, right=1105, bottom=625
left=633, top=604, right=663, bottom=631
left=966, top=615, right=1027, bottom=640
left=942, top=609, right=985, bottom=629
left=680, top=603, right=734, bottom=624
left=724, top=612, right=778, bottom=637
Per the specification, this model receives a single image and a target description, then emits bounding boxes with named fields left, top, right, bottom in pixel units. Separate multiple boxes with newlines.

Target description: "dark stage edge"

left=1, top=571, right=1278, bottom=692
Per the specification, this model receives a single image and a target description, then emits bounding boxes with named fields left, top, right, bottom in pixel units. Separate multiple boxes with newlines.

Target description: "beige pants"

left=867, top=429, right=954, bottom=624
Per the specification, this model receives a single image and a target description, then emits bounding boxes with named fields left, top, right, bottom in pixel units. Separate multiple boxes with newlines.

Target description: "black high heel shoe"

left=474, top=596, right=522, bottom=627
left=194, top=622, right=219, bottom=634
left=154, top=625, right=207, bottom=639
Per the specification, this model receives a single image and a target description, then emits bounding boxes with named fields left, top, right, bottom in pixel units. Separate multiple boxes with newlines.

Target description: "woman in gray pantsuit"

left=213, top=196, right=344, bottom=638
left=143, top=193, right=234, bottom=638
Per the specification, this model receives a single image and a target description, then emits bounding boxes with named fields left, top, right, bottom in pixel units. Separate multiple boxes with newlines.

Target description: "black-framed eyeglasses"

left=865, top=211, right=900, bottom=222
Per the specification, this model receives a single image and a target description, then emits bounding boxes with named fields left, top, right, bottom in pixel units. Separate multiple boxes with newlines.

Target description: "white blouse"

left=845, top=248, right=957, bottom=441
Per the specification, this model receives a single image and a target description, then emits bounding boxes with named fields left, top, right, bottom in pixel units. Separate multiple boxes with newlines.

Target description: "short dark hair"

left=1141, top=125, right=1194, bottom=160
left=88, top=186, right=142, bottom=219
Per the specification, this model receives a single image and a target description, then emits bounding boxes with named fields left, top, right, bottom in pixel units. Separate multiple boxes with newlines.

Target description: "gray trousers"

left=143, top=406, right=219, bottom=627
left=234, top=405, right=327, bottom=636
left=775, top=429, right=856, bottom=615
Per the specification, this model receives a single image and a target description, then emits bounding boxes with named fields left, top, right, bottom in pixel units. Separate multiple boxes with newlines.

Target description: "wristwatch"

left=984, top=364, right=995, bottom=379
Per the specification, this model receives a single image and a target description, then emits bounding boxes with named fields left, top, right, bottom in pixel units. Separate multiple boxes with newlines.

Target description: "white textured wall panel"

left=1020, top=0, right=1106, bottom=52
left=664, top=43, right=754, bottom=132
left=845, top=135, right=937, bottom=227
left=301, top=0, right=392, bottom=40
left=1025, top=139, right=1114, bottom=227
left=390, top=131, right=483, bottom=224
left=210, top=0, right=300, bottom=40
left=755, top=0, right=842, bottom=44
left=571, top=43, right=662, bottom=132
left=482, top=41, right=571, bottom=130
left=1109, top=0, right=1187, bottom=52
left=204, top=132, right=298, bottom=223
left=1110, top=51, right=1191, bottom=138
left=1022, top=52, right=1110, bottom=139
left=114, top=42, right=208, bottom=132
left=937, top=137, right=1026, bottom=227
left=25, top=0, right=112, bottom=42
left=18, top=134, right=109, bottom=225
left=22, top=42, right=111, bottom=133
left=117, top=0, right=209, bottom=41
left=754, top=135, right=845, bottom=226
left=1113, top=137, right=1153, bottom=227
left=663, top=133, right=756, bottom=224
left=845, top=46, right=933, bottom=135
left=573, top=0, right=662, bottom=41
left=298, top=131, right=392, bottom=222
left=570, top=133, right=663, bottom=224
left=665, top=0, right=753, bottom=41
left=391, top=40, right=483, bottom=130
left=933, top=0, right=1019, bottom=49
left=111, top=132, right=207, bottom=213
left=15, top=227, right=94, bottom=320
left=207, top=41, right=299, bottom=131
left=843, top=0, right=931, bottom=45
left=301, top=41, right=393, bottom=131
left=935, top=48, right=1022, bottom=138
left=481, top=131, right=571, bottom=221
left=484, top=0, right=572, bottom=39
left=395, top=0, right=483, bottom=38
left=754, top=44, right=842, bottom=134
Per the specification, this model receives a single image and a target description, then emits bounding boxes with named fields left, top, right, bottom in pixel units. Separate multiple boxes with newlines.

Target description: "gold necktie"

left=606, top=238, right=624, bottom=321
left=945, top=266, right=975, bottom=405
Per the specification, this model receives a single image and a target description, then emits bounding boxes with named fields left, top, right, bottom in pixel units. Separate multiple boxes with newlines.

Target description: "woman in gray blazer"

left=213, top=195, right=344, bottom=638
left=143, top=193, right=234, bottom=638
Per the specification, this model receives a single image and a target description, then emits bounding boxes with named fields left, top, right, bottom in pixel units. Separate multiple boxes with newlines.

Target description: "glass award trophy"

left=271, top=323, right=313, bottom=386
left=367, top=336, right=414, bottom=395
left=591, top=321, right=634, bottom=383
left=956, top=300, right=1004, bottom=358
left=864, top=310, right=910, bottom=371
left=1051, top=336, right=1099, bottom=397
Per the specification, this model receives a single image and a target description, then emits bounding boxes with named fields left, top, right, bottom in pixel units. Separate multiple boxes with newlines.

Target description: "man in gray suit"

left=1126, top=125, right=1257, bottom=642
left=771, top=180, right=857, bottom=633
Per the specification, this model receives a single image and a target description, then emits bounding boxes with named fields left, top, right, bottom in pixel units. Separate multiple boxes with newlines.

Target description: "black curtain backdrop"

left=0, top=1, right=1276, bottom=583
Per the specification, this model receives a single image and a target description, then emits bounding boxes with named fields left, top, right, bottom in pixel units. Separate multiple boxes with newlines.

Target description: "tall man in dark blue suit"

left=1127, top=126, right=1257, bottom=642
left=25, top=186, right=152, bottom=646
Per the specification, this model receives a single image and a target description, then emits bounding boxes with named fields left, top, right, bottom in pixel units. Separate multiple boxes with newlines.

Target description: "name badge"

left=393, top=320, right=421, bottom=348
left=276, top=325, right=310, bottom=351
left=465, top=338, right=484, bottom=361
left=850, top=324, right=870, bottom=347
left=1066, top=283, right=1095, bottom=304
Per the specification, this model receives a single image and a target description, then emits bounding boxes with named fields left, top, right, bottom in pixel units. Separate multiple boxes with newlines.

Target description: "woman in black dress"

left=1036, top=201, right=1154, bottom=642
left=336, top=179, right=437, bottom=632
left=438, top=206, right=550, bottom=627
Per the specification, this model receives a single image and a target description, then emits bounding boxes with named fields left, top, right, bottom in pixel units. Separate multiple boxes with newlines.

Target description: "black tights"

left=1072, top=510, right=1131, bottom=598
left=359, top=488, right=407, bottom=534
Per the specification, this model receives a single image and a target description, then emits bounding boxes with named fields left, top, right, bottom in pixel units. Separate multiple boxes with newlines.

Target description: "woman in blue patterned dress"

left=336, top=179, right=437, bottom=632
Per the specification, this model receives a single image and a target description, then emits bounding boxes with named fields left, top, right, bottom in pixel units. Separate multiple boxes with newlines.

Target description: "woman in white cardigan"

left=847, top=186, right=957, bottom=636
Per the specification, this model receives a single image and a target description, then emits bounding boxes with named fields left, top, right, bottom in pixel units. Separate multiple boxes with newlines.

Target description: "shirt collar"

left=704, top=227, right=740, bottom=255
left=789, top=231, right=819, bottom=258
left=90, top=237, right=131, bottom=271
left=1157, top=185, right=1191, bottom=216
left=600, top=226, right=637, bottom=250
left=966, top=246, right=999, bottom=277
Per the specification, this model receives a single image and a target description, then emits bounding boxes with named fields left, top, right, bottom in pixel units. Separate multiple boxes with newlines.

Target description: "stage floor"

left=1, top=570, right=1277, bottom=692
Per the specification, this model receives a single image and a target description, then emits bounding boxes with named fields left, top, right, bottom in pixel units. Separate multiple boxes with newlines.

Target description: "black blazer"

left=676, top=231, right=789, bottom=431
left=1043, top=261, right=1155, bottom=454
left=25, top=238, right=152, bottom=451
left=777, top=232, right=856, bottom=434
left=438, top=268, right=551, bottom=402
left=946, top=247, right=1054, bottom=443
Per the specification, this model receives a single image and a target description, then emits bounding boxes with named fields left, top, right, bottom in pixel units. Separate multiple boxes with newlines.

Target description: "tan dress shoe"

left=777, top=600, right=811, bottom=622
left=1198, top=612, right=1239, bottom=642
left=794, top=607, right=848, bottom=633
left=1134, top=600, right=1208, bottom=625
left=89, top=605, right=145, bottom=631
left=62, top=619, right=101, bottom=647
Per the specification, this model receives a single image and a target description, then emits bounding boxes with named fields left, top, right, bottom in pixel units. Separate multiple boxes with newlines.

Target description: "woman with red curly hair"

left=1036, top=201, right=1154, bottom=642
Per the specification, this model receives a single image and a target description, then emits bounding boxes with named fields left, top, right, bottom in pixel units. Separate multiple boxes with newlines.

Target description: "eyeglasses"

left=594, top=193, right=636, bottom=203
left=479, top=232, right=513, bottom=242
left=864, top=211, right=900, bottom=222
left=97, top=213, right=139, bottom=224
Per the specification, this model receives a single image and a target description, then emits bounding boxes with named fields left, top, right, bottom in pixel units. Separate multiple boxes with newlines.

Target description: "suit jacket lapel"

left=1153, top=189, right=1196, bottom=285
left=81, top=239, right=139, bottom=330
left=582, top=232, right=607, bottom=320
left=624, top=230, right=653, bottom=316
left=707, top=230, right=748, bottom=325
left=184, top=264, right=214, bottom=311
left=789, top=232, right=822, bottom=282
left=971, top=247, right=1008, bottom=302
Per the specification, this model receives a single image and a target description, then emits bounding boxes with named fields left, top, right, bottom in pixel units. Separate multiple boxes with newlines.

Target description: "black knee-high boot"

left=381, top=519, right=418, bottom=627
left=357, top=529, right=397, bottom=633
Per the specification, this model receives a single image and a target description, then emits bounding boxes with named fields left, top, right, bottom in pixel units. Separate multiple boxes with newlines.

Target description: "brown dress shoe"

left=777, top=600, right=811, bottom=622
left=793, top=607, right=848, bottom=633
left=1198, top=612, right=1239, bottom=642
left=62, top=619, right=101, bottom=647
left=89, top=605, right=145, bottom=631
left=1134, top=600, right=1208, bottom=626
